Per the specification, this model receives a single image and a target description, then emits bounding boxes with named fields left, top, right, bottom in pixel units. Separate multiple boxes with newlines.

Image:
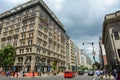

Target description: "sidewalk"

left=12, top=72, right=64, bottom=78
left=39, top=72, right=63, bottom=77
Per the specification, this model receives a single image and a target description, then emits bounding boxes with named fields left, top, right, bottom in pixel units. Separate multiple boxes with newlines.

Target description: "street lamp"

left=82, top=42, right=96, bottom=63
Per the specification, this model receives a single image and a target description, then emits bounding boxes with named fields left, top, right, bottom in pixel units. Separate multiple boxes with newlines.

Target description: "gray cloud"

left=49, top=0, right=120, bottom=40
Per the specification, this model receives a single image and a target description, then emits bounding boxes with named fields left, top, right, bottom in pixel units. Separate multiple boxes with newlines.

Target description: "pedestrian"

left=117, top=71, right=120, bottom=80
left=104, top=70, right=108, bottom=79
left=6, top=70, right=10, bottom=77
left=95, top=69, right=101, bottom=80
left=100, top=70, right=104, bottom=80
left=33, top=71, right=34, bottom=77
left=113, top=68, right=118, bottom=80
left=23, top=71, right=24, bottom=77
left=108, top=71, right=111, bottom=79
left=16, top=72, right=18, bottom=78
left=13, top=71, right=15, bottom=77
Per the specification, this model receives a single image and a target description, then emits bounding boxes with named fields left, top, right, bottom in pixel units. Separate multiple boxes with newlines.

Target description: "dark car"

left=78, top=70, right=84, bottom=75
left=64, top=71, right=75, bottom=78
left=88, top=70, right=94, bottom=76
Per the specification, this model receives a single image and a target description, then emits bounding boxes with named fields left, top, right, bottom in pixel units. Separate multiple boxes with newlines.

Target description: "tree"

left=0, top=45, right=16, bottom=72
left=93, top=62, right=100, bottom=70
left=51, top=61, right=57, bottom=71
left=78, top=65, right=88, bottom=71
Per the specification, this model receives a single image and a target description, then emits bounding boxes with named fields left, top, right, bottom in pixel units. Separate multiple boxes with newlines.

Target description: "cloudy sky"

left=0, top=0, right=120, bottom=62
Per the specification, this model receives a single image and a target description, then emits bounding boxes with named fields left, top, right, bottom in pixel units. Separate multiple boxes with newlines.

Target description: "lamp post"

left=82, top=42, right=96, bottom=63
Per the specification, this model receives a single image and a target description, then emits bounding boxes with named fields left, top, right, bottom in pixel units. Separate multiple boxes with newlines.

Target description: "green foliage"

left=68, top=66, right=71, bottom=70
left=78, top=65, right=88, bottom=71
left=52, top=61, right=57, bottom=71
left=0, top=45, right=16, bottom=70
left=93, top=62, right=100, bottom=70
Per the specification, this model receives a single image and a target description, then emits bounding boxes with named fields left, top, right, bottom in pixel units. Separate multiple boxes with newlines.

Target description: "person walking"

left=117, top=70, right=120, bottom=80
left=104, top=70, right=108, bottom=79
left=95, top=69, right=101, bottom=80
left=100, top=70, right=104, bottom=80
left=108, top=71, right=111, bottom=79
left=113, top=68, right=118, bottom=80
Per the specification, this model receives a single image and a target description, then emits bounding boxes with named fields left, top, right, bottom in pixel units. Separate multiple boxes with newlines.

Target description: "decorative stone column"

left=56, top=61, right=59, bottom=73
left=30, top=55, right=36, bottom=72
left=14, top=57, right=18, bottom=65
left=22, top=56, right=26, bottom=71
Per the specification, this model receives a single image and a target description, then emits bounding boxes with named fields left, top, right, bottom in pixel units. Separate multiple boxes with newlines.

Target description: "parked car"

left=64, top=71, right=75, bottom=78
left=88, top=70, right=94, bottom=76
left=78, top=70, right=84, bottom=75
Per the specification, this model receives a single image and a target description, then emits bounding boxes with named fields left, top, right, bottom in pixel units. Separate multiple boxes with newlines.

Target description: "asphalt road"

left=0, top=74, right=114, bottom=80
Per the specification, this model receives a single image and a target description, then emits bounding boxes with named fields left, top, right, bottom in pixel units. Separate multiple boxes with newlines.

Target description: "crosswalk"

left=93, top=76, right=114, bottom=80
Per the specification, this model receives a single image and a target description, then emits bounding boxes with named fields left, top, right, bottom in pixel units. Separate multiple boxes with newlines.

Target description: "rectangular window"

left=22, top=49, right=24, bottom=53
left=3, top=32, right=7, bottom=36
left=15, top=30, right=19, bottom=34
left=43, top=43, right=46, bottom=48
left=22, top=21, right=27, bottom=26
left=21, top=34, right=26, bottom=39
left=28, top=40, right=33, bottom=45
left=19, top=49, right=21, bottom=53
left=118, top=49, right=120, bottom=58
left=23, top=28, right=26, bottom=32
left=10, top=26, right=14, bottom=30
left=16, top=24, right=20, bottom=28
left=114, top=32, right=119, bottom=40
left=38, top=32, right=42, bottom=38
left=30, top=26, right=34, bottom=30
left=44, top=35, right=47, bottom=40
left=30, top=48, right=32, bottom=52
left=13, top=43, right=17, bottom=47
left=26, top=48, right=32, bottom=52
left=20, top=41, right=25, bottom=46
left=9, top=31, right=13, bottom=35
left=38, top=39, right=41, bottom=46
left=29, top=32, right=33, bottom=38
left=43, top=50, right=46, bottom=54
left=26, top=48, right=29, bottom=52
left=5, top=27, right=8, bottom=31
left=19, top=49, right=24, bottom=54
left=30, top=19, right=35, bottom=24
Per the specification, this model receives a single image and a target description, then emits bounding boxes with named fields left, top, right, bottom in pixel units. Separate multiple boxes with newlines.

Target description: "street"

left=0, top=74, right=114, bottom=80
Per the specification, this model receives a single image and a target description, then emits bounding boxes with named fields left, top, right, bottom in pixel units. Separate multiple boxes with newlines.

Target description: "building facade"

left=76, top=47, right=80, bottom=67
left=65, top=34, right=70, bottom=71
left=0, top=0, right=69, bottom=73
left=80, top=50, right=92, bottom=69
left=68, top=40, right=76, bottom=71
left=102, top=11, right=120, bottom=70
left=99, top=36, right=107, bottom=69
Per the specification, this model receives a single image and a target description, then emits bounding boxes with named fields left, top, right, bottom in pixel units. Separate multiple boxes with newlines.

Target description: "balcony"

left=1, top=37, right=6, bottom=41
left=14, top=34, right=19, bottom=38
left=22, top=16, right=29, bottom=21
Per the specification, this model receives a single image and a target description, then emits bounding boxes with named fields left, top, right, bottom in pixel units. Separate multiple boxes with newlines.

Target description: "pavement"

left=93, top=74, right=114, bottom=80
left=9, top=72, right=64, bottom=78
left=1, top=72, right=115, bottom=80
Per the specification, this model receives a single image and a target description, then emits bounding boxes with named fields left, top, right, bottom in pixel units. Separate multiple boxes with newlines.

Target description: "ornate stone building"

left=102, top=11, right=120, bottom=69
left=0, top=0, right=69, bottom=73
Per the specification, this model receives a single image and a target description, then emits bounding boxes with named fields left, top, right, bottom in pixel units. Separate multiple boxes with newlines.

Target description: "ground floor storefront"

left=14, top=54, right=66, bottom=74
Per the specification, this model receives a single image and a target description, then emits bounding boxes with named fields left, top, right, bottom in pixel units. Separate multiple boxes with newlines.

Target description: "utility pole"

left=82, top=42, right=96, bottom=63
